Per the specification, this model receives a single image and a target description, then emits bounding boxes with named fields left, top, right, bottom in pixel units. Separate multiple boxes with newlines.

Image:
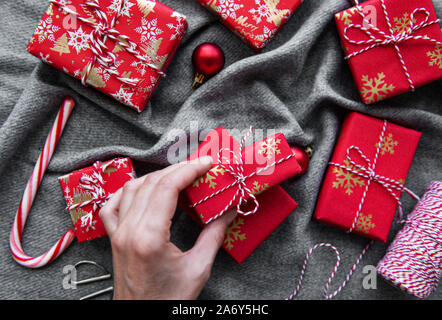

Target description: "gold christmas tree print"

left=251, top=181, right=269, bottom=195
left=332, top=159, right=365, bottom=196
left=137, top=0, right=156, bottom=17
left=103, top=165, right=117, bottom=176
left=392, top=13, right=416, bottom=34
left=206, top=0, right=218, bottom=13
left=50, top=33, right=70, bottom=55
left=258, top=137, right=281, bottom=159
left=79, top=65, right=106, bottom=88
left=224, top=217, right=246, bottom=250
left=336, top=7, right=358, bottom=26
left=360, top=73, right=395, bottom=103
left=80, top=3, right=97, bottom=24
left=354, top=213, right=375, bottom=234
left=141, top=38, right=167, bottom=69
left=69, top=188, right=93, bottom=224
left=427, top=45, right=442, bottom=69
left=193, top=165, right=226, bottom=189
left=375, top=133, right=398, bottom=155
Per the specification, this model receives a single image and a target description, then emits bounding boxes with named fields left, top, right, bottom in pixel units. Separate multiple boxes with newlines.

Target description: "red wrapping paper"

left=27, top=0, right=187, bottom=112
left=314, top=112, right=421, bottom=242
left=181, top=185, right=297, bottom=264
left=59, top=157, right=136, bottom=242
left=197, top=0, right=303, bottom=51
left=335, top=0, right=442, bottom=104
left=183, top=127, right=302, bottom=224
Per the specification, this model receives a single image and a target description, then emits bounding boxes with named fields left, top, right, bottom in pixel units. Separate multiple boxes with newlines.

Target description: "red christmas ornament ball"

left=290, top=146, right=312, bottom=176
left=192, top=43, right=225, bottom=76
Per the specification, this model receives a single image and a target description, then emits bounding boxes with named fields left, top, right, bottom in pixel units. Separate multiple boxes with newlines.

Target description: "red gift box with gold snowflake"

left=314, top=113, right=421, bottom=242
left=197, top=0, right=303, bottom=51
left=27, top=0, right=187, bottom=112
left=335, top=0, right=442, bottom=104
left=58, top=157, right=136, bottom=242
left=179, top=127, right=301, bottom=263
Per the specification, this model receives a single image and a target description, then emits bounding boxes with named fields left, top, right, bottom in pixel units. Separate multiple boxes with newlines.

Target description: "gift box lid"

left=197, top=0, right=303, bottom=50
left=27, top=0, right=187, bottom=112
left=58, top=157, right=136, bottom=242
left=314, top=112, right=421, bottom=242
left=335, top=0, right=442, bottom=104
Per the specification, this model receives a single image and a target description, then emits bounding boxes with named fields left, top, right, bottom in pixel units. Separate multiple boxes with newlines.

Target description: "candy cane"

left=10, top=97, right=76, bottom=268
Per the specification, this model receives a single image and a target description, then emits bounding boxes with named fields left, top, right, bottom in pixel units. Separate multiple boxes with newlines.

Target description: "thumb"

left=188, top=210, right=237, bottom=266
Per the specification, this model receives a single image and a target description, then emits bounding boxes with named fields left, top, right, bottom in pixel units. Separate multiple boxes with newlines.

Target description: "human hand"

left=99, top=157, right=236, bottom=300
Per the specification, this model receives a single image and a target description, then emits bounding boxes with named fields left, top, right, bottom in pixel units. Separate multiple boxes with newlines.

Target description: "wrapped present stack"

left=59, top=157, right=136, bottom=242
left=180, top=127, right=302, bottom=263
left=197, top=0, right=303, bottom=51
left=27, top=0, right=187, bottom=112
left=314, top=112, right=421, bottom=242
left=335, top=0, right=442, bottom=104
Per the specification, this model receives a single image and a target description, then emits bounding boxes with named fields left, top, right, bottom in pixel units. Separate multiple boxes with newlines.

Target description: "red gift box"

left=179, top=127, right=300, bottom=263
left=59, top=157, right=136, bottom=242
left=335, top=0, right=442, bottom=104
left=197, top=0, right=303, bottom=51
left=27, top=0, right=187, bottom=112
left=181, top=185, right=297, bottom=264
left=182, top=127, right=302, bottom=224
left=314, top=112, right=421, bottom=242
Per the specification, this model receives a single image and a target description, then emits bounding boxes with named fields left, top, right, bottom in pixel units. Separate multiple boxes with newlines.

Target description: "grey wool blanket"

left=0, top=0, right=441, bottom=300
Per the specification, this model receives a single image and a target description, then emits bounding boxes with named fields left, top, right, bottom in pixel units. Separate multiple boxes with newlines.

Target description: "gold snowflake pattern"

left=354, top=213, right=375, bottom=234
left=332, top=159, right=365, bottom=196
left=193, top=165, right=226, bottom=189
left=427, top=45, right=442, bottom=69
left=375, top=133, right=398, bottom=155
left=224, top=217, right=246, bottom=250
left=392, top=13, right=416, bottom=34
left=336, top=7, right=358, bottom=26
left=251, top=181, right=269, bottom=195
left=360, top=73, right=395, bottom=103
left=258, top=137, right=281, bottom=159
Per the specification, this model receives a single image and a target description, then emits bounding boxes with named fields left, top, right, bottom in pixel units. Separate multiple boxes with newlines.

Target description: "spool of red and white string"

left=9, top=97, right=76, bottom=268
left=377, top=181, right=442, bottom=299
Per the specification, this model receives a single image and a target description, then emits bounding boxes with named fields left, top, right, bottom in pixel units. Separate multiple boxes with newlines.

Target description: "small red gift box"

left=335, top=0, right=442, bottom=104
left=59, top=157, right=136, bottom=242
left=182, top=127, right=302, bottom=224
left=314, top=112, right=421, bottom=242
left=181, top=185, right=297, bottom=264
left=179, top=127, right=300, bottom=263
left=27, top=0, right=187, bottom=112
left=197, top=0, right=303, bottom=51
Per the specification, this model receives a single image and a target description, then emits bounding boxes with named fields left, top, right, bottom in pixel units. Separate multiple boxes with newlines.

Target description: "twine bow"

left=190, top=127, right=297, bottom=224
left=329, top=120, right=420, bottom=233
left=50, top=0, right=165, bottom=88
left=66, top=160, right=115, bottom=228
left=344, top=0, right=442, bottom=91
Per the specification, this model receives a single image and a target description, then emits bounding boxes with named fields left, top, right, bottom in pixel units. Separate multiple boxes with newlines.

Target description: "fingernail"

left=226, top=211, right=237, bottom=225
left=198, top=156, right=213, bottom=165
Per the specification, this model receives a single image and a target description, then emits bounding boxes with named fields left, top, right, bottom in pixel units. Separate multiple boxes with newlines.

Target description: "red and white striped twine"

left=344, top=0, right=442, bottom=92
left=190, top=127, right=297, bottom=224
left=65, top=160, right=116, bottom=227
left=49, top=0, right=165, bottom=88
left=9, top=97, right=76, bottom=268
left=377, top=181, right=442, bottom=299
left=288, top=120, right=418, bottom=299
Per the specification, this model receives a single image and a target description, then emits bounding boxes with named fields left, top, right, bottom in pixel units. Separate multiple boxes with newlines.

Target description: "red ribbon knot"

left=49, top=0, right=166, bottom=88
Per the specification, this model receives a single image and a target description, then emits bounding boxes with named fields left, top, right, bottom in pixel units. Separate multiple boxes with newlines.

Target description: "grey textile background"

left=0, top=0, right=441, bottom=300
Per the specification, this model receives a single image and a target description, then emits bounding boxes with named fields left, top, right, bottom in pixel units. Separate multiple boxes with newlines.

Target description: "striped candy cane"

left=10, top=97, right=76, bottom=268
